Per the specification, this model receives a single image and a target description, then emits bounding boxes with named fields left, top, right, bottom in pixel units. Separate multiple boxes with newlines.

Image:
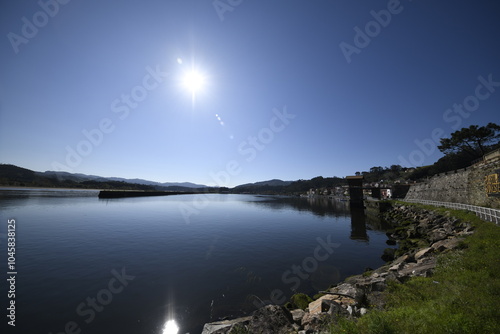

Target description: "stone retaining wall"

left=468, top=160, right=500, bottom=208
left=405, top=159, right=500, bottom=209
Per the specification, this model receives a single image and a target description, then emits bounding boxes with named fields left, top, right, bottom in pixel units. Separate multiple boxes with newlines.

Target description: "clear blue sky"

left=1, top=0, right=499, bottom=187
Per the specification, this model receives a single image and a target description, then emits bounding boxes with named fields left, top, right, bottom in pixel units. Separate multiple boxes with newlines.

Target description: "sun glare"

left=176, top=57, right=208, bottom=105
left=182, top=69, right=206, bottom=94
left=162, top=319, right=179, bottom=334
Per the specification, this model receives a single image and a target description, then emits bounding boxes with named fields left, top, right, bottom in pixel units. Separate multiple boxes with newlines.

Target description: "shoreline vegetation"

left=326, top=202, right=500, bottom=334
left=202, top=201, right=500, bottom=334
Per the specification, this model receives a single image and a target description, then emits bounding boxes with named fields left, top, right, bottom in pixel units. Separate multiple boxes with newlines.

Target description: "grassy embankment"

left=328, top=203, right=500, bottom=334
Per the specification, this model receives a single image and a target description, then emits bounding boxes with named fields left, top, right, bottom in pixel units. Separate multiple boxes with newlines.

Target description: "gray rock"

left=428, top=229, right=448, bottom=242
left=389, top=254, right=410, bottom=271
left=302, top=312, right=331, bottom=332
left=398, top=257, right=436, bottom=278
left=442, top=222, right=454, bottom=235
left=365, top=291, right=386, bottom=309
left=202, top=317, right=252, bottom=334
left=309, top=295, right=339, bottom=314
left=395, top=254, right=411, bottom=263
left=418, top=218, right=431, bottom=227
left=384, top=270, right=401, bottom=284
left=290, top=309, right=306, bottom=324
left=415, top=247, right=433, bottom=260
left=381, top=248, right=396, bottom=261
left=431, top=238, right=462, bottom=252
left=247, top=305, right=295, bottom=334
left=327, top=300, right=350, bottom=317
left=353, top=276, right=387, bottom=294
left=329, top=283, right=365, bottom=304
left=370, top=277, right=387, bottom=292
left=389, top=262, right=404, bottom=271
left=386, top=239, right=397, bottom=245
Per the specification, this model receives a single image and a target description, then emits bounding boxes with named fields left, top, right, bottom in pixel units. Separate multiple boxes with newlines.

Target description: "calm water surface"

left=0, top=189, right=393, bottom=333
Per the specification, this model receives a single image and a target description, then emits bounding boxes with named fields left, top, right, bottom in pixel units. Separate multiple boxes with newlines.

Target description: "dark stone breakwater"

left=98, top=190, right=196, bottom=198
left=202, top=202, right=475, bottom=334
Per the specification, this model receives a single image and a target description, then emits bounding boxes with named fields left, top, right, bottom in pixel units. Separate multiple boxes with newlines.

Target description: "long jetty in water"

left=98, top=190, right=196, bottom=198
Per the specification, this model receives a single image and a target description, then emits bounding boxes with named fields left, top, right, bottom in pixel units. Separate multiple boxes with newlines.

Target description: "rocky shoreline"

left=202, top=202, right=475, bottom=334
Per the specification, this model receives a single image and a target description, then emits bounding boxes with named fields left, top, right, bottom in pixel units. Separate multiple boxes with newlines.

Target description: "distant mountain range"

left=0, top=164, right=208, bottom=190
left=39, top=170, right=208, bottom=188
left=234, top=179, right=293, bottom=188
left=0, top=164, right=294, bottom=191
left=0, top=164, right=346, bottom=194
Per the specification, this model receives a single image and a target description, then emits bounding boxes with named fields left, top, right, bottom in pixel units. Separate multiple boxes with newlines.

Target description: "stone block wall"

left=405, top=159, right=500, bottom=209
left=405, top=169, right=470, bottom=203
left=468, top=160, right=500, bottom=208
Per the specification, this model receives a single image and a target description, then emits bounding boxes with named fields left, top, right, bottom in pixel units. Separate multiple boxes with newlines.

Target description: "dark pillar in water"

left=349, top=206, right=368, bottom=241
left=346, top=175, right=364, bottom=207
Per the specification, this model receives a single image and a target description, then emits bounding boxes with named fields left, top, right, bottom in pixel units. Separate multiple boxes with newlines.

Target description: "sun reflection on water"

left=162, top=319, right=179, bottom=334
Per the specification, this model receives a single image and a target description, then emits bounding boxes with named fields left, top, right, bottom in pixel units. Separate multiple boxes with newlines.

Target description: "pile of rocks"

left=202, top=203, right=474, bottom=334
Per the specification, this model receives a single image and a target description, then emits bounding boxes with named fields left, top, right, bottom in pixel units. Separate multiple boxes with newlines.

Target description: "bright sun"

left=176, top=57, right=208, bottom=105
left=182, top=69, right=205, bottom=94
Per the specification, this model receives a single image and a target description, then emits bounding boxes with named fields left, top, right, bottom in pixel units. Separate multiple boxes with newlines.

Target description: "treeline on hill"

left=408, top=150, right=479, bottom=181
left=356, top=165, right=413, bottom=183
left=0, top=164, right=157, bottom=190
left=234, top=123, right=500, bottom=194
left=232, top=176, right=346, bottom=195
left=286, top=176, right=345, bottom=193
left=361, top=123, right=500, bottom=182
left=409, top=122, right=500, bottom=180
left=231, top=169, right=411, bottom=195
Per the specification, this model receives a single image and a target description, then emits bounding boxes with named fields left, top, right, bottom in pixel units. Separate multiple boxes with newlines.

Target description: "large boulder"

left=301, top=312, right=334, bottom=332
left=201, top=316, right=252, bottom=334
left=431, top=237, right=462, bottom=252
left=415, top=247, right=433, bottom=260
left=308, top=295, right=338, bottom=314
left=365, top=291, right=386, bottom=309
left=381, top=248, right=397, bottom=261
left=329, top=283, right=365, bottom=304
left=247, top=305, right=295, bottom=334
left=428, top=228, right=449, bottom=243
left=397, top=257, right=437, bottom=278
left=290, top=309, right=306, bottom=324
